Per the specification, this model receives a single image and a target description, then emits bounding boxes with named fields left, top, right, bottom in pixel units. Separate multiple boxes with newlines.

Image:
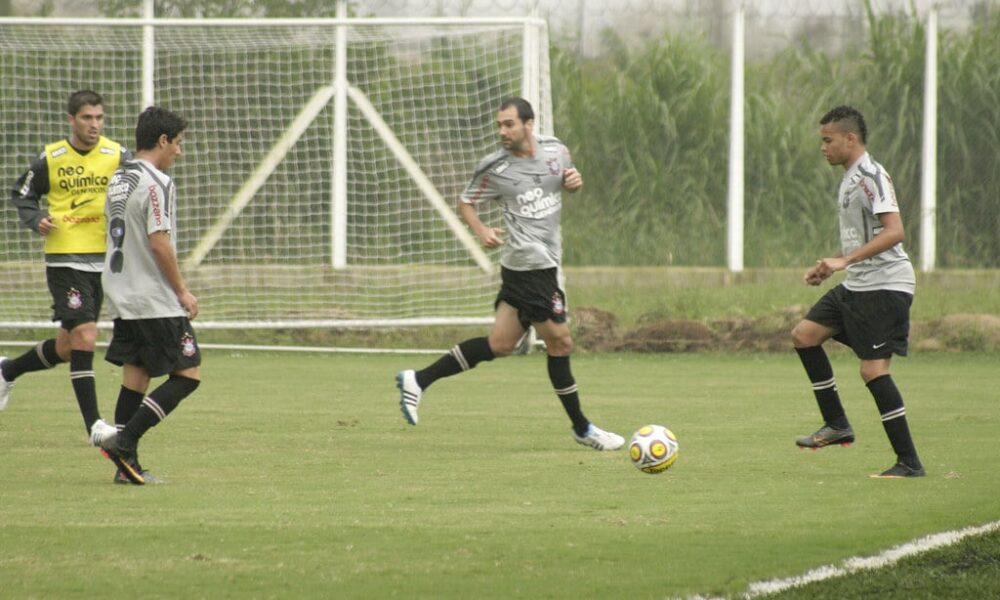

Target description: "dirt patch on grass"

left=572, top=307, right=1000, bottom=353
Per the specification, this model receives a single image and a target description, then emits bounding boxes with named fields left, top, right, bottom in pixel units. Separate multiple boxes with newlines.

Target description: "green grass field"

left=0, top=349, right=997, bottom=598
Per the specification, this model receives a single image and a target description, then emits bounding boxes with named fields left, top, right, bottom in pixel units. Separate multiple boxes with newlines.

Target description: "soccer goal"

left=0, top=15, right=551, bottom=330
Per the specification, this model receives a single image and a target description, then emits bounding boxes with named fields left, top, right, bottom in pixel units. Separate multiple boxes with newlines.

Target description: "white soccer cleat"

left=89, top=418, right=117, bottom=447
left=573, top=423, right=625, bottom=451
left=512, top=327, right=536, bottom=355
left=0, top=357, right=13, bottom=411
left=396, top=369, right=422, bottom=425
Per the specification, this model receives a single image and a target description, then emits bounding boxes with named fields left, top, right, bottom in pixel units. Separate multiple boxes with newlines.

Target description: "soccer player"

left=2, top=90, right=127, bottom=445
left=792, top=105, right=924, bottom=479
left=96, top=106, right=200, bottom=485
left=396, top=97, right=624, bottom=451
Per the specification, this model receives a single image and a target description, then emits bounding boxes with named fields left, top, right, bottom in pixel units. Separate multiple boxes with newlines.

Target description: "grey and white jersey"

left=102, top=158, right=185, bottom=319
left=836, top=152, right=915, bottom=294
left=460, top=135, right=573, bottom=271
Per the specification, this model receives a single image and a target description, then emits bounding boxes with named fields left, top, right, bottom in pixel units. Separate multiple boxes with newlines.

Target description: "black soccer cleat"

left=98, top=433, right=144, bottom=485
left=113, top=468, right=162, bottom=485
left=795, top=425, right=855, bottom=450
left=870, top=462, right=926, bottom=479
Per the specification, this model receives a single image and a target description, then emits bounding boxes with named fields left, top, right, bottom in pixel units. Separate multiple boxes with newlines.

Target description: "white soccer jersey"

left=837, top=152, right=915, bottom=294
left=102, top=158, right=186, bottom=319
left=460, top=134, right=573, bottom=271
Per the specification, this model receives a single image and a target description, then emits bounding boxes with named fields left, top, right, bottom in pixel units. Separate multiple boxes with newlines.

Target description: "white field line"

left=684, top=519, right=1000, bottom=600
left=0, top=340, right=445, bottom=355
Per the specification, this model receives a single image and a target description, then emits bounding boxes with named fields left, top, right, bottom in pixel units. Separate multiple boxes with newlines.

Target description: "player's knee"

left=859, top=363, right=888, bottom=383
left=68, top=325, right=98, bottom=350
left=790, top=322, right=814, bottom=348
left=488, top=336, right=517, bottom=357
left=546, top=334, right=573, bottom=356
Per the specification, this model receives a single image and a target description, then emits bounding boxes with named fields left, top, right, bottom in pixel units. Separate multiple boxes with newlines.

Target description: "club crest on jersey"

left=546, top=157, right=561, bottom=175
left=552, top=293, right=564, bottom=315
left=66, top=287, right=83, bottom=310
left=181, top=332, right=197, bottom=357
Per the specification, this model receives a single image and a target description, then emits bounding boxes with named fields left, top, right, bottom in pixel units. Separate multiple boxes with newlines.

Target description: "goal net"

left=0, top=17, right=551, bottom=329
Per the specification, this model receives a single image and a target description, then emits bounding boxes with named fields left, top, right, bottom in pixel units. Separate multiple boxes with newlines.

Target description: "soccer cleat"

left=573, top=423, right=625, bottom=451
left=89, top=419, right=117, bottom=447
left=114, top=468, right=163, bottom=485
left=98, top=433, right=144, bottom=485
left=0, top=357, right=14, bottom=411
left=512, top=327, right=536, bottom=355
left=396, top=369, right=422, bottom=425
left=870, top=462, right=926, bottom=479
left=795, top=425, right=855, bottom=450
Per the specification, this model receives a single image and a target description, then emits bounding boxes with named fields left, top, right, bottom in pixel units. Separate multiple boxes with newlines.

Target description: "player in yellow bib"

left=2, top=90, right=129, bottom=447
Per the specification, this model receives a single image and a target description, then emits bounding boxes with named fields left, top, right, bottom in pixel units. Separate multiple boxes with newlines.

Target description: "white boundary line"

left=0, top=340, right=445, bottom=355
left=684, top=519, right=1000, bottom=599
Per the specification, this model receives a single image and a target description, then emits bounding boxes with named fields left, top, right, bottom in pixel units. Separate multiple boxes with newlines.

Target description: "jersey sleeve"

left=859, top=169, right=899, bottom=216
left=9, top=152, right=50, bottom=233
left=144, top=180, right=173, bottom=235
left=560, top=143, right=574, bottom=170
left=460, top=169, right=499, bottom=206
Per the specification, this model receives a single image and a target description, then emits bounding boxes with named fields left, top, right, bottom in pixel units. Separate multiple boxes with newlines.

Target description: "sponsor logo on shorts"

left=552, top=293, right=564, bottom=315
left=66, top=287, right=83, bottom=310
left=181, top=332, right=197, bottom=357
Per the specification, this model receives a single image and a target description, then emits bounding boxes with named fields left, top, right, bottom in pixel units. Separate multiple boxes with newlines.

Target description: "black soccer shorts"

left=805, top=284, right=912, bottom=360
left=105, top=317, right=202, bottom=377
left=495, top=266, right=568, bottom=329
left=46, top=266, right=103, bottom=330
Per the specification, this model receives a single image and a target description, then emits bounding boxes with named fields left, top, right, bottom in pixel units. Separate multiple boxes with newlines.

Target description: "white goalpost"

left=0, top=15, right=552, bottom=330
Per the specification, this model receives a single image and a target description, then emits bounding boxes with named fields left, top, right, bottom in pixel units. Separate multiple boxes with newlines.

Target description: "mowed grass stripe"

left=0, top=350, right=996, bottom=598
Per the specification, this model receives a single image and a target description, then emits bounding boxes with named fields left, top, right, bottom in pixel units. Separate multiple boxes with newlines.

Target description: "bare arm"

left=149, top=231, right=199, bottom=318
left=804, top=212, right=905, bottom=285
left=458, top=201, right=504, bottom=248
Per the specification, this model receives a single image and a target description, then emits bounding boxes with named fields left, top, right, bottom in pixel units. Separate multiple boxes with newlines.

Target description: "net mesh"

left=0, top=20, right=550, bottom=327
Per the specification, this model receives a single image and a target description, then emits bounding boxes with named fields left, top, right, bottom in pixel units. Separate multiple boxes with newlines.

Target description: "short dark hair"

left=67, top=90, right=103, bottom=116
left=499, top=97, right=534, bottom=123
left=134, top=106, right=188, bottom=151
left=820, top=105, right=867, bottom=144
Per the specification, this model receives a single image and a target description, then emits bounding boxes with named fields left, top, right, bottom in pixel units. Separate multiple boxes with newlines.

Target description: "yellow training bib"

left=43, top=136, right=121, bottom=254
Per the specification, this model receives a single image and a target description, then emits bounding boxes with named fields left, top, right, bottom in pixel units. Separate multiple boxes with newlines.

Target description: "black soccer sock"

left=69, top=350, right=100, bottom=432
left=547, top=355, right=590, bottom=436
left=415, top=337, right=495, bottom=390
left=2, top=339, right=65, bottom=381
left=114, top=386, right=146, bottom=429
left=123, top=375, right=200, bottom=441
left=795, top=346, right=850, bottom=430
left=867, top=374, right=921, bottom=468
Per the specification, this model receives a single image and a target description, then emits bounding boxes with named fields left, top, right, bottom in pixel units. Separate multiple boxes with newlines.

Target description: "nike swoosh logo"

left=872, top=342, right=888, bottom=349
left=70, top=198, right=94, bottom=210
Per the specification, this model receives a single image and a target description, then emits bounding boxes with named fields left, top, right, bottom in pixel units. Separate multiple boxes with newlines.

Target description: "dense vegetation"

left=553, top=9, right=1000, bottom=267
